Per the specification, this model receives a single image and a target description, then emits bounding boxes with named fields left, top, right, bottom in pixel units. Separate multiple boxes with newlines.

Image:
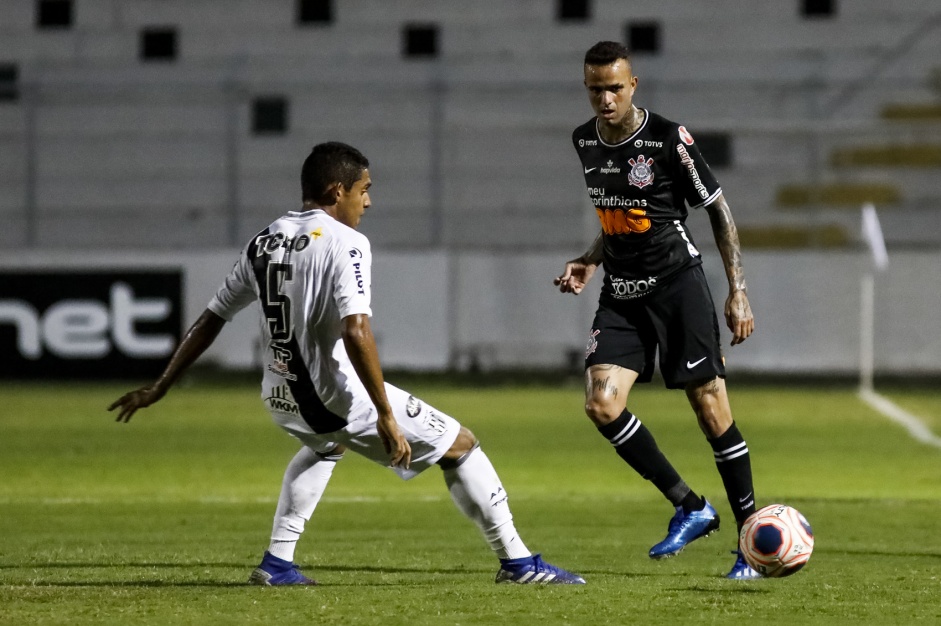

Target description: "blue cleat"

left=495, top=553, right=586, bottom=585
left=648, top=499, right=720, bottom=559
left=248, top=551, right=317, bottom=586
left=726, top=550, right=762, bottom=580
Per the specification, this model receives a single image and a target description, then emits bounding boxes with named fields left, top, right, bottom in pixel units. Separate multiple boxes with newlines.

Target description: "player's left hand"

left=108, top=386, right=166, bottom=423
left=725, top=290, right=754, bottom=346
left=377, top=411, right=411, bottom=469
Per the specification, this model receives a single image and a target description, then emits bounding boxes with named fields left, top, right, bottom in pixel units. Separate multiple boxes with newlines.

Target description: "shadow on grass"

left=1, top=561, right=672, bottom=586
left=677, top=585, right=772, bottom=594
left=822, top=548, right=941, bottom=559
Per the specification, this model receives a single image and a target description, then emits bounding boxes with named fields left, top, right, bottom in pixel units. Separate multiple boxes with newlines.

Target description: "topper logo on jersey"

left=268, top=345, right=298, bottom=381
left=628, top=155, right=654, bottom=188
left=610, top=276, right=658, bottom=299
left=0, top=282, right=173, bottom=360
left=676, top=145, right=709, bottom=200
left=255, top=232, right=311, bottom=257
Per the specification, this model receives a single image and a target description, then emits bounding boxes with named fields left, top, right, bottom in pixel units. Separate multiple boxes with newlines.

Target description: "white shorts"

left=268, top=383, right=461, bottom=480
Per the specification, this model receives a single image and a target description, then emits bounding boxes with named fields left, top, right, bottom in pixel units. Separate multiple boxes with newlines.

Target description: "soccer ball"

left=739, top=504, right=814, bottom=578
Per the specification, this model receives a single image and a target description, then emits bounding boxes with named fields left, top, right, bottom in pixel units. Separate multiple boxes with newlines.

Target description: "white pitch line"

left=859, top=388, right=941, bottom=449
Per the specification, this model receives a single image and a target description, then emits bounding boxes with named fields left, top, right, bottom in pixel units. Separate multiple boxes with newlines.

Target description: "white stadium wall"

left=2, top=1, right=940, bottom=378
left=1, top=248, right=939, bottom=377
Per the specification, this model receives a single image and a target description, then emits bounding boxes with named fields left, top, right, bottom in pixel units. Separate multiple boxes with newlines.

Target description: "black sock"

left=679, top=491, right=706, bottom=514
left=709, top=421, right=755, bottom=529
left=598, top=409, right=693, bottom=508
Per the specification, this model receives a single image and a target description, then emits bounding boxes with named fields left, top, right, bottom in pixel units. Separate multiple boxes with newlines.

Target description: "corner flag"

left=861, top=203, right=889, bottom=271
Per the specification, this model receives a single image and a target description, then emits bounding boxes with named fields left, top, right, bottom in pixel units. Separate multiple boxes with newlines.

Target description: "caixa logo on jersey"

left=0, top=271, right=182, bottom=379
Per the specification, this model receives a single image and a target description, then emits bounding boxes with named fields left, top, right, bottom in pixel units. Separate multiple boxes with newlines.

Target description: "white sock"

left=442, top=447, right=531, bottom=560
left=267, top=447, right=340, bottom=562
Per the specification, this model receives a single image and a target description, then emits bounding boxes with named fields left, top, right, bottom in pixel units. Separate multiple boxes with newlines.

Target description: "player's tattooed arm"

left=704, top=194, right=754, bottom=346
left=554, top=230, right=603, bottom=295
left=704, top=194, right=746, bottom=293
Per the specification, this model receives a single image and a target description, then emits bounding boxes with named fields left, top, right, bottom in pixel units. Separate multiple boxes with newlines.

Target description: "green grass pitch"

left=1, top=380, right=939, bottom=624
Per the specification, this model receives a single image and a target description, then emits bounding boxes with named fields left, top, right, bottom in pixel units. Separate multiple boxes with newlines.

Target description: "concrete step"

left=737, top=224, right=850, bottom=249
left=830, top=144, right=941, bottom=167
left=881, top=103, right=941, bottom=121
left=776, top=183, right=901, bottom=208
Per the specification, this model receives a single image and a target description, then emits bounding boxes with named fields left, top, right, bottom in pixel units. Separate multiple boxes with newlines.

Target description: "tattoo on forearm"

left=708, top=199, right=747, bottom=292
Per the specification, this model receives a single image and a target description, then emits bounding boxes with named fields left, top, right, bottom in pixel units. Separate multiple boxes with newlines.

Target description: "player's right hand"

left=377, top=412, right=411, bottom=469
left=554, top=259, right=597, bottom=295
left=108, top=386, right=166, bottom=423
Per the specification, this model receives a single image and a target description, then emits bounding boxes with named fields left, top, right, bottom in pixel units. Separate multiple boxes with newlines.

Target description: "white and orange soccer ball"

left=739, top=504, right=814, bottom=578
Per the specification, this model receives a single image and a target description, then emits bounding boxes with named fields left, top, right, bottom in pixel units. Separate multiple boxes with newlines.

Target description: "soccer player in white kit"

left=108, top=142, right=584, bottom=586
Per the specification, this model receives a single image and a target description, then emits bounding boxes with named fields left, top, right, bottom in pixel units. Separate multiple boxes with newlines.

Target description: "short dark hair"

left=584, top=41, right=632, bottom=68
left=301, top=142, right=370, bottom=203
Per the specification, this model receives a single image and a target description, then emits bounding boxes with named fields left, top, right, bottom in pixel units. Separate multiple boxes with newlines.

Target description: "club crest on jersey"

left=628, top=155, right=654, bottom=189
left=406, top=395, right=423, bottom=418
left=586, top=329, right=600, bottom=358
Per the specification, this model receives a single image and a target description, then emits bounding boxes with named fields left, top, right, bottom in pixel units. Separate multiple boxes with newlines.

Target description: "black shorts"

left=584, top=264, right=725, bottom=389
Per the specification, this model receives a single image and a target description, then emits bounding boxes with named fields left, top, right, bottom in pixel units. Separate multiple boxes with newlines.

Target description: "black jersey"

left=572, top=110, right=721, bottom=302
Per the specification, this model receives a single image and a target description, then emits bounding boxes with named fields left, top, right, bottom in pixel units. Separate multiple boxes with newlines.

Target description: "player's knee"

left=584, top=398, right=621, bottom=426
left=438, top=426, right=479, bottom=469
left=685, top=377, right=732, bottom=437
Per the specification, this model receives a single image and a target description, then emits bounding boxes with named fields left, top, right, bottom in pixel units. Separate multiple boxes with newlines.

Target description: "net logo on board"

left=0, top=271, right=182, bottom=379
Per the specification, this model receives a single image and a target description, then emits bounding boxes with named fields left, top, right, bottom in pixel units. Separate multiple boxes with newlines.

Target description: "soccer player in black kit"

left=554, top=41, right=760, bottom=579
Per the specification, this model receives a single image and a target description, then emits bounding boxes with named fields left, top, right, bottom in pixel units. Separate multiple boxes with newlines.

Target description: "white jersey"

left=208, top=209, right=373, bottom=433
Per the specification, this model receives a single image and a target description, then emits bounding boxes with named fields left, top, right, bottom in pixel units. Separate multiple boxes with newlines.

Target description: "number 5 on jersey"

left=266, top=262, right=294, bottom=342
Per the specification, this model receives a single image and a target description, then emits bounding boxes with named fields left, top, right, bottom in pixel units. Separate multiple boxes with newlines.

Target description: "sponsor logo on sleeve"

left=679, top=126, right=695, bottom=145
left=352, top=262, right=365, bottom=295
left=676, top=145, right=709, bottom=200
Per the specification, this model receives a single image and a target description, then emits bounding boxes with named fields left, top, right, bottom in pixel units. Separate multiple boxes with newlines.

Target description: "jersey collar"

left=594, top=108, right=649, bottom=147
